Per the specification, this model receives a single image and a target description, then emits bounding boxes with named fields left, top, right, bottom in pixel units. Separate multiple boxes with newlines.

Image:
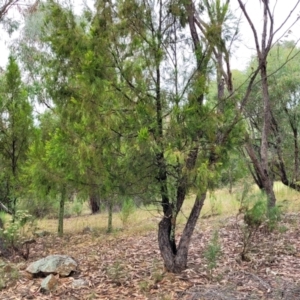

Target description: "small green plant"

left=106, top=260, right=126, bottom=285
left=278, top=225, right=288, bottom=233
left=267, top=205, right=282, bottom=231
left=243, top=199, right=266, bottom=228
left=0, top=210, right=34, bottom=249
left=72, top=200, right=83, bottom=216
left=238, top=191, right=282, bottom=260
left=208, top=193, right=222, bottom=217
left=139, top=280, right=150, bottom=292
left=204, top=230, right=221, bottom=277
left=119, top=198, right=136, bottom=227
left=151, top=258, right=164, bottom=284
left=239, top=195, right=266, bottom=260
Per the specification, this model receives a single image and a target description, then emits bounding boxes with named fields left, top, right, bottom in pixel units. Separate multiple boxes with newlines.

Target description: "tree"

left=0, top=56, right=34, bottom=215
left=23, top=0, right=244, bottom=272
left=0, top=0, right=18, bottom=21
left=242, top=41, right=300, bottom=192
left=19, top=0, right=300, bottom=273
left=237, top=0, right=300, bottom=209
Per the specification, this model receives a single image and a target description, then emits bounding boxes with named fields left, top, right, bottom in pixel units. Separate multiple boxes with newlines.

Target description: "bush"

left=18, top=196, right=57, bottom=218
left=204, top=230, right=222, bottom=277
left=238, top=192, right=282, bottom=260
left=0, top=210, right=35, bottom=249
left=119, top=198, right=136, bottom=227
left=267, top=205, right=282, bottom=231
left=72, top=199, right=83, bottom=216
left=243, top=199, right=266, bottom=228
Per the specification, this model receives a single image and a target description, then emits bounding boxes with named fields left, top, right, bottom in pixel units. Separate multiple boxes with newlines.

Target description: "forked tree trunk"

left=158, top=193, right=206, bottom=273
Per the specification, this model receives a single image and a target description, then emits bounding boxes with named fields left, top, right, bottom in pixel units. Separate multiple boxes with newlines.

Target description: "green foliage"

left=0, top=56, right=34, bottom=212
left=119, top=198, right=136, bottom=227
left=238, top=191, right=282, bottom=260
left=204, top=230, right=222, bottom=275
left=0, top=210, right=35, bottom=248
left=18, top=196, right=57, bottom=218
left=72, top=199, right=83, bottom=216
left=106, top=260, right=126, bottom=285
left=0, top=263, right=19, bottom=291
left=15, top=0, right=248, bottom=272
left=206, top=193, right=222, bottom=217
left=243, top=199, right=266, bottom=228
left=267, top=205, right=282, bottom=231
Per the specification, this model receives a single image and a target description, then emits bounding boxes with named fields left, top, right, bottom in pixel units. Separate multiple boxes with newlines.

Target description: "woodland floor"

left=0, top=212, right=300, bottom=300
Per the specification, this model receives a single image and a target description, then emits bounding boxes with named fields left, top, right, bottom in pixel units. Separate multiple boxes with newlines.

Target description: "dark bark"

left=245, top=141, right=276, bottom=208
left=89, top=192, right=101, bottom=214
left=158, top=193, right=206, bottom=273
left=107, top=202, right=113, bottom=233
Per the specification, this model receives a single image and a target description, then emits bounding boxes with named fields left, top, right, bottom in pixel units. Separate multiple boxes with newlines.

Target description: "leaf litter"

left=0, top=212, right=300, bottom=299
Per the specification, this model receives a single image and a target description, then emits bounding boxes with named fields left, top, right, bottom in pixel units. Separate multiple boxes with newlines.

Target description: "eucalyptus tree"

left=237, top=0, right=300, bottom=208
left=269, top=42, right=300, bottom=189
left=0, top=56, right=34, bottom=215
left=242, top=41, right=300, bottom=192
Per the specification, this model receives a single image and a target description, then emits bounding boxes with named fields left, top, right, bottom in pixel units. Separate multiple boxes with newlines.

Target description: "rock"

left=72, top=278, right=89, bottom=288
left=26, top=255, right=77, bottom=277
left=41, top=274, right=58, bottom=292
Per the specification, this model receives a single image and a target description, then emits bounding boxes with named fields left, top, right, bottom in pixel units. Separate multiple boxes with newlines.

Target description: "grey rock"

left=26, top=255, right=77, bottom=277
left=41, top=274, right=58, bottom=291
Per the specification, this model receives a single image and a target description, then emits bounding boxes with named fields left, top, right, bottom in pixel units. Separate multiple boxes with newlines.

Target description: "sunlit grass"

left=33, top=181, right=300, bottom=237
left=37, top=202, right=161, bottom=236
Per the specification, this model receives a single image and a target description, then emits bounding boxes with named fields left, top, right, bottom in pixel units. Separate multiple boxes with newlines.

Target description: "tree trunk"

left=107, top=201, right=113, bottom=233
left=58, top=186, right=66, bottom=237
left=158, top=193, right=206, bottom=273
left=245, top=141, right=276, bottom=208
left=89, top=192, right=101, bottom=214
left=260, top=60, right=276, bottom=209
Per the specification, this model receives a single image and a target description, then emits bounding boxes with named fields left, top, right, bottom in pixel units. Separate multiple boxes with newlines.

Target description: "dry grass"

left=34, top=182, right=300, bottom=237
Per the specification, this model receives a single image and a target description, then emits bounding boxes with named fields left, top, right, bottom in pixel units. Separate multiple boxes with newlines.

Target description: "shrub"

left=119, top=198, right=136, bottom=227
left=238, top=192, right=282, bottom=260
left=267, top=205, right=282, bottom=231
left=72, top=199, right=83, bottom=216
left=18, top=196, right=57, bottom=218
left=0, top=210, right=35, bottom=249
left=204, top=230, right=222, bottom=277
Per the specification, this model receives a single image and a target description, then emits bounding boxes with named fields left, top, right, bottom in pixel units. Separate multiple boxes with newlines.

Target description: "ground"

left=0, top=210, right=300, bottom=300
